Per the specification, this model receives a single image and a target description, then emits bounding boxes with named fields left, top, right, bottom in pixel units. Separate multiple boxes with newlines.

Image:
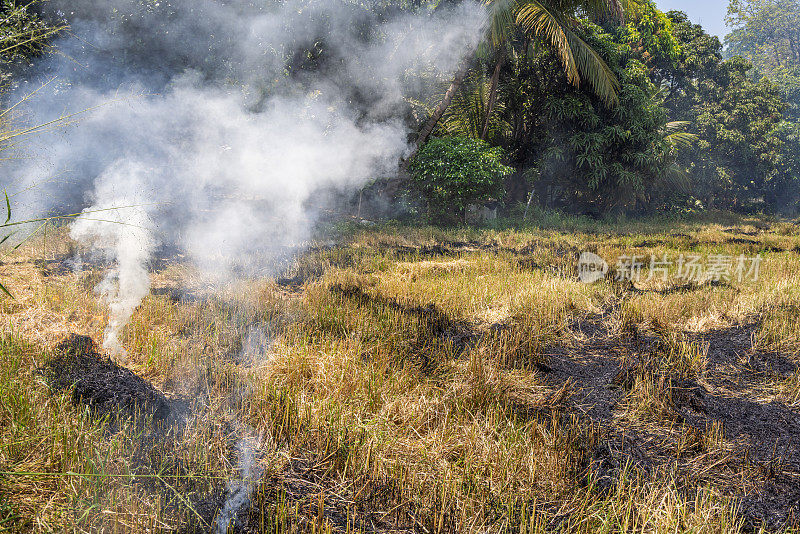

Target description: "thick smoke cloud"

left=4, top=0, right=486, bottom=357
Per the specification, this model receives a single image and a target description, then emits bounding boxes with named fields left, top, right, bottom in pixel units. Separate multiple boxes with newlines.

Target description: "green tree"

left=435, top=1, right=692, bottom=214
left=531, top=17, right=684, bottom=214
left=723, top=0, right=800, bottom=212
left=410, top=136, right=512, bottom=222
left=664, top=11, right=787, bottom=210
left=725, top=0, right=800, bottom=76
left=406, top=0, right=642, bottom=162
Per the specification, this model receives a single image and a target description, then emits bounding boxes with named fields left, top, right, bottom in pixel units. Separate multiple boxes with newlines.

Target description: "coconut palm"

left=514, top=0, right=632, bottom=106
left=438, top=69, right=511, bottom=140
left=404, top=0, right=643, bottom=166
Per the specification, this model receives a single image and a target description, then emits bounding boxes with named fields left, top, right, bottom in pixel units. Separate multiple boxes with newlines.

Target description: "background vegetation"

left=419, top=0, right=800, bottom=219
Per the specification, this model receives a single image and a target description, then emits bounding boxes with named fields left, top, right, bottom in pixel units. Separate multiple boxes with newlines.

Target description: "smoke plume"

left=214, top=431, right=263, bottom=532
left=69, top=161, right=157, bottom=359
left=4, top=0, right=486, bottom=357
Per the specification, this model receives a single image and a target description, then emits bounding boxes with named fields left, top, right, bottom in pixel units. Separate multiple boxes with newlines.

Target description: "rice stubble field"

left=1, top=216, right=799, bottom=533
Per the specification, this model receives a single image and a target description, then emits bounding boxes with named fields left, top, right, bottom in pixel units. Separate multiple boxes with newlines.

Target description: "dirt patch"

left=542, top=312, right=651, bottom=422
left=689, top=324, right=797, bottom=391
left=40, top=334, right=187, bottom=427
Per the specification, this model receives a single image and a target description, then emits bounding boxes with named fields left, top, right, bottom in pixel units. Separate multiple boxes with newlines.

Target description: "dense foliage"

left=437, top=2, right=690, bottom=214
left=659, top=11, right=787, bottom=211
left=533, top=17, right=682, bottom=214
left=725, top=0, right=800, bottom=75
left=724, top=0, right=800, bottom=212
left=429, top=0, right=800, bottom=216
left=410, top=136, right=512, bottom=221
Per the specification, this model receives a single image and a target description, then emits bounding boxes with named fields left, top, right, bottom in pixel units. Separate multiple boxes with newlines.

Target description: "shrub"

left=410, top=136, right=512, bottom=223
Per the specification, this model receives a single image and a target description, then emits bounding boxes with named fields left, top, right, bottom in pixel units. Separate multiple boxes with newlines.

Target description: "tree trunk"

left=399, top=59, right=471, bottom=172
left=481, top=57, right=503, bottom=140
left=522, top=190, right=534, bottom=221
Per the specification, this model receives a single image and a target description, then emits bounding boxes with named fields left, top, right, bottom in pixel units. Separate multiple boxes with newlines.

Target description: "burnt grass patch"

left=370, top=240, right=583, bottom=280
left=22, top=228, right=800, bottom=532
left=38, top=335, right=235, bottom=528
left=327, top=283, right=478, bottom=370
left=384, top=240, right=580, bottom=261
left=537, top=315, right=800, bottom=531
left=320, top=282, right=800, bottom=530
left=40, top=334, right=188, bottom=430
left=275, top=246, right=360, bottom=290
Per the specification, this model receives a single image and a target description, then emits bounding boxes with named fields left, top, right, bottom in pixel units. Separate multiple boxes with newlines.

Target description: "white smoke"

left=214, top=324, right=274, bottom=530
left=4, top=0, right=487, bottom=358
left=69, top=161, right=157, bottom=361
left=214, top=432, right=263, bottom=533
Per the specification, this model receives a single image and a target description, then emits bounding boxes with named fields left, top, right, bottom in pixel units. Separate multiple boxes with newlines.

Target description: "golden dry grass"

left=0, top=216, right=799, bottom=533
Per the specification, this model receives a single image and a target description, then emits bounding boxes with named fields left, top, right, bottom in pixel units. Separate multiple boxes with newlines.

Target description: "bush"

left=410, top=136, right=512, bottom=223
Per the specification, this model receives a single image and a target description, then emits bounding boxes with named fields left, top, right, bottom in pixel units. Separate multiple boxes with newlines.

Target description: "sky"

left=656, top=0, right=730, bottom=39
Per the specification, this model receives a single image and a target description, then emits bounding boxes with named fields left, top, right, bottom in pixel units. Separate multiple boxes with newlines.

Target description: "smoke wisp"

left=69, top=161, right=157, bottom=359
left=214, top=431, right=264, bottom=533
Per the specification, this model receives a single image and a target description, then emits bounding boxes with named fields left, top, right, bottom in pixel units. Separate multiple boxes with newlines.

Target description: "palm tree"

left=514, top=0, right=633, bottom=106
left=402, top=0, right=642, bottom=168
left=438, top=69, right=511, bottom=140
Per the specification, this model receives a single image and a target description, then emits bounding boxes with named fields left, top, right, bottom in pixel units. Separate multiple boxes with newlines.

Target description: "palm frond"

left=516, top=0, right=619, bottom=106
left=661, top=162, right=692, bottom=193
left=583, top=0, right=648, bottom=21
left=664, top=121, right=698, bottom=150
left=439, top=74, right=487, bottom=138
left=484, top=0, right=518, bottom=49
left=563, top=26, right=620, bottom=106
left=616, top=0, right=648, bottom=21
left=665, top=121, right=691, bottom=132
left=516, top=1, right=580, bottom=84
left=665, top=132, right=699, bottom=150
left=438, top=71, right=510, bottom=141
